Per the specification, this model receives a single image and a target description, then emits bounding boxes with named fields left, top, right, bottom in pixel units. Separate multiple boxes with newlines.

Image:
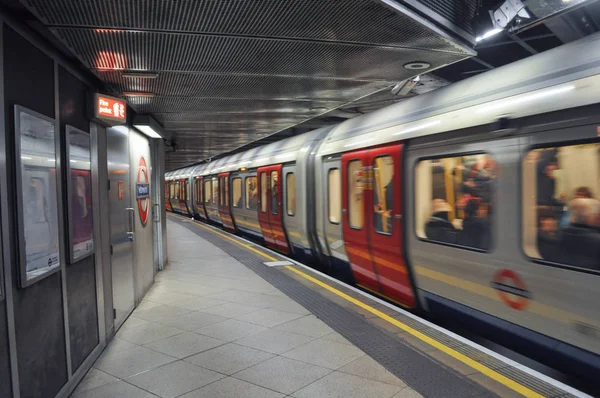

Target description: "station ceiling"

left=5, top=0, right=600, bottom=170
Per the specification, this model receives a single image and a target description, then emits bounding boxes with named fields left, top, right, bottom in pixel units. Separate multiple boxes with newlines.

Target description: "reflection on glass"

left=68, top=127, right=94, bottom=262
left=415, top=154, right=496, bottom=251
left=348, top=160, right=364, bottom=229
left=19, top=109, right=60, bottom=281
left=524, top=144, right=600, bottom=271
left=271, top=171, right=278, bottom=215
left=246, top=177, right=258, bottom=210
left=373, top=156, right=394, bottom=234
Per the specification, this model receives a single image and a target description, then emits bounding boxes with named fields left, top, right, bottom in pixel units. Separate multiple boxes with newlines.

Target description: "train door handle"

left=125, top=207, right=135, bottom=241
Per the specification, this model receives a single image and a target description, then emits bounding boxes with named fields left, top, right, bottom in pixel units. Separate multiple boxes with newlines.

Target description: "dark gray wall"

left=59, top=65, right=99, bottom=372
left=4, top=25, right=68, bottom=397
left=0, top=299, right=12, bottom=397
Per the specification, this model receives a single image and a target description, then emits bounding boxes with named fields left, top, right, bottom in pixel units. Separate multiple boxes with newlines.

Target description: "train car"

left=167, top=32, right=600, bottom=377
left=164, top=173, right=172, bottom=212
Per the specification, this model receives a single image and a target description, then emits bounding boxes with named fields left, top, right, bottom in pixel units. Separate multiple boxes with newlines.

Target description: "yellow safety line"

left=285, top=266, right=545, bottom=398
left=170, top=213, right=544, bottom=397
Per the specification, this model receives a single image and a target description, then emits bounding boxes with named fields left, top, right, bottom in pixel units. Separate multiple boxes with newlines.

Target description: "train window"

left=523, top=144, right=600, bottom=272
left=169, top=182, right=174, bottom=199
left=415, top=154, right=496, bottom=251
left=175, top=182, right=180, bottom=200
left=195, top=179, right=202, bottom=204
left=212, top=177, right=218, bottom=205
left=286, top=173, right=295, bottom=216
left=204, top=179, right=211, bottom=203
left=348, top=160, right=364, bottom=229
left=232, top=178, right=242, bottom=208
left=223, top=177, right=229, bottom=206
left=328, top=169, right=341, bottom=224
left=373, top=156, right=394, bottom=235
left=246, top=176, right=258, bottom=210
left=186, top=180, right=190, bottom=201
left=271, top=171, right=279, bottom=215
left=260, top=172, right=267, bottom=213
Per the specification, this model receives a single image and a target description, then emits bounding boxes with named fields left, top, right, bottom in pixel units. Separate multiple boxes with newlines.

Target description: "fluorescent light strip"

left=343, top=138, right=375, bottom=148
left=392, top=120, right=440, bottom=136
left=477, top=85, right=576, bottom=114
left=134, top=125, right=162, bottom=138
left=476, top=28, right=503, bottom=42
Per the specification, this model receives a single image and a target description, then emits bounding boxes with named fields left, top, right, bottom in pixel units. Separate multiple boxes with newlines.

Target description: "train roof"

left=190, top=127, right=330, bottom=177
left=316, top=31, right=600, bottom=156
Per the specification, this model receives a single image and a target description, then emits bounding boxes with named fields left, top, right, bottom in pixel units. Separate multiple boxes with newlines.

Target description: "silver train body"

left=166, top=33, right=600, bottom=376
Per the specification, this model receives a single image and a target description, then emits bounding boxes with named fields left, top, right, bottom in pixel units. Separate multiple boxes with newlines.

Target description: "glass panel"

left=67, top=126, right=93, bottom=262
left=271, top=171, right=279, bottom=215
left=186, top=180, right=190, bottom=201
left=219, top=177, right=224, bottom=206
left=169, top=182, right=174, bottom=199
left=348, top=160, right=364, bottom=229
left=232, top=178, right=242, bottom=208
left=18, top=109, right=60, bottom=282
left=246, top=176, right=258, bottom=210
left=373, top=156, right=394, bottom=234
left=224, top=176, right=229, bottom=206
left=415, top=154, right=496, bottom=250
left=260, top=172, right=267, bottom=213
left=328, top=169, right=341, bottom=224
left=204, top=179, right=211, bottom=203
left=212, top=177, right=218, bottom=204
left=523, top=144, right=600, bottom=271
left=286, top=173, right=295, bottom=216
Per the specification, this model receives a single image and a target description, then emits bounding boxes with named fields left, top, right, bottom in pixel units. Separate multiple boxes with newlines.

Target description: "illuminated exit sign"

left=94, top=93, right=126, bottom=124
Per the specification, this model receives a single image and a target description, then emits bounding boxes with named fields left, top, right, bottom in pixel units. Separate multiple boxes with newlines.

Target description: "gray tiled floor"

left=72, top=220, right=417, bottom=397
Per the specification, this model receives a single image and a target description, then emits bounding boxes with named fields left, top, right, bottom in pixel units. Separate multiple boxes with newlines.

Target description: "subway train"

left=166, top=33, right=600, bottom=377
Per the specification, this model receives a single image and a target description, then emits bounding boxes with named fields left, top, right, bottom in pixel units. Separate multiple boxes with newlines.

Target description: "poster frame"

left=14, top=105, right=61, bottom=287
left=65, top=124, right=94, bottom=264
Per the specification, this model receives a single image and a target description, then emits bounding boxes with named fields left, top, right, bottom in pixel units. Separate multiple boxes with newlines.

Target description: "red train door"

left=195, top=176, right=206, bottom=219
left=368, top=145, right=415, bottom=308
left=257, top=167, right=274, bottom=246
left=180, top=179, right=190, bottom=216
left=267, top=165, right=289, bottom=254
left=342, top=150, right=380, bottom=293
left=218, top=173, right=235, bottom=232
left=165, top=181, right=172, bottom=211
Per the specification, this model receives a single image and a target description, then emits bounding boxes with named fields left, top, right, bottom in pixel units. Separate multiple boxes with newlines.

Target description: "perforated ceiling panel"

left=21, top=0, right=475, bottom=170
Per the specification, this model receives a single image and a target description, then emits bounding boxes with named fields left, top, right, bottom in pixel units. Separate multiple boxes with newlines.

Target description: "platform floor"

left=72, top=220, right=418, bottom=398
left=72, top=216, right=586, bottom=398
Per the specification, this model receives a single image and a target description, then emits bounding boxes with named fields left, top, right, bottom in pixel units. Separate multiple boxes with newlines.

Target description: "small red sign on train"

left=118, top=181, right=124, bottom=200
left=491, top=269, right=531, bottom=311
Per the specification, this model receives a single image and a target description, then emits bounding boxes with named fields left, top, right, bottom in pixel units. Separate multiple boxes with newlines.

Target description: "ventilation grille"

left=25, top=0, right=472, bottom=51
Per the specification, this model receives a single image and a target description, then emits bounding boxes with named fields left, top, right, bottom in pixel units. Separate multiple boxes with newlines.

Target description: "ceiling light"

left=121, top=72, right=159, bottom=79
left=310, top=107, right=328, bottom=112
left=21, top=156, right=32, bottom=160
left=475, top=28, right=503, bottom=42
left=123, top=92, right=154, bottom=97
left=133, top=114, right=171, bottom=140
left=404, top=62, right=431, bottom=70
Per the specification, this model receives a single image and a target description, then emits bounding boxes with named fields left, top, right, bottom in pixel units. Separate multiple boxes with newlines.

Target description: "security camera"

left=391, top=76, right=420, bottom=97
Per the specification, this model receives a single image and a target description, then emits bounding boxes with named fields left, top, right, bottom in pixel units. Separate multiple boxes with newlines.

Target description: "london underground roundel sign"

left=136, top=157, right=150, bottom=226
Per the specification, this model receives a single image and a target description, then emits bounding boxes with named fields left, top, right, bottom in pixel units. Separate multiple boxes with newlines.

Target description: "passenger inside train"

left=525, top=144, right=600, bottom=270
left=416, top=154, right=495, bottom=250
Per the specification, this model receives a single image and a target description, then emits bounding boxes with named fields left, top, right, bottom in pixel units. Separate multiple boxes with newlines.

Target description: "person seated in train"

left=559, top=186, right=593, bottom=228
left=425, top=199, right=457, bottom=244
left=458, top=198, right=489, bottom=250
left=536, top=207, right=562, bottom=262
left=560, top=198, right=600, bottom=270
left=536, top=150, right=565, bottom=209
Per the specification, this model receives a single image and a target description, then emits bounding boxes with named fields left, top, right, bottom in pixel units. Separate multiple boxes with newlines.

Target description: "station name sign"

left=136, top=183, right=150, bottom=199
left=93, top=93, right=126, bottom=125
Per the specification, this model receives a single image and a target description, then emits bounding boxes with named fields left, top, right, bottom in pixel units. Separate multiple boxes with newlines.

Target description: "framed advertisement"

left=66, top=125, right=94, bottom=263
left=14, top=106, right=61, bottom=287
